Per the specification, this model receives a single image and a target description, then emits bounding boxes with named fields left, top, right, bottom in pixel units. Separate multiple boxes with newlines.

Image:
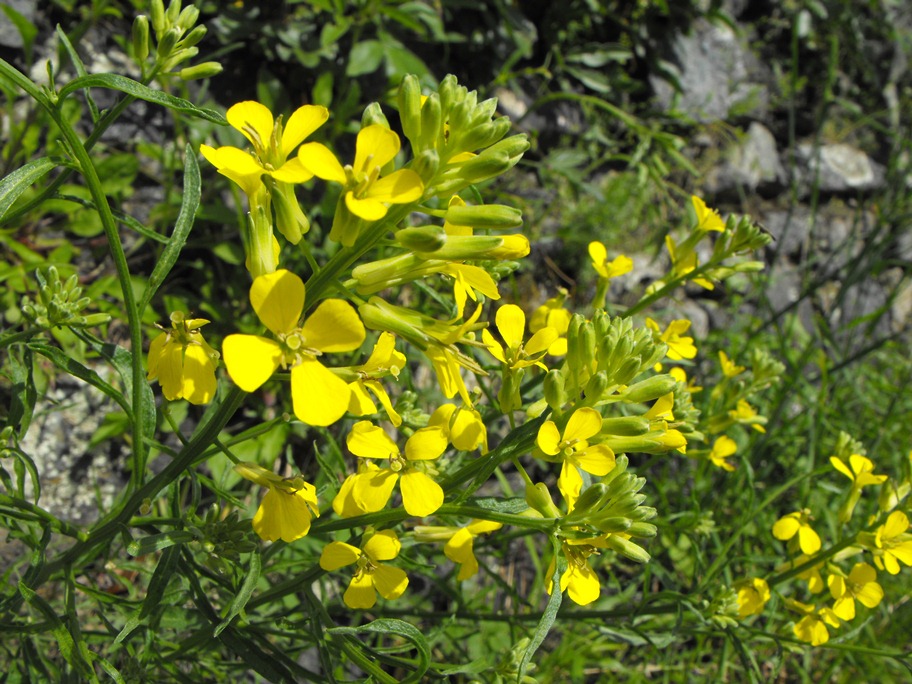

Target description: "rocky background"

left=2, top=0, right=911, bottom=526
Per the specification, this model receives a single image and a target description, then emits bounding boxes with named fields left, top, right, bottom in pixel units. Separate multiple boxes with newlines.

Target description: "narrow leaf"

left=19, top=581, right=94, bottom=679
left=139, top=144, right=200, bottom=315
left=28, top=342, right=131, bottom=414
left=0, top=157, right=60, bottom=224
left=57, top=74, right=227, bottom=124
left=329, top=618, right=430, bottom=683
left=56, top=25, right=100, bottom=122
left=127, top=531, right=197, bottom=556
left=214, top=550, right=262, bottom=637
left=519, top=535, right=564, bottom=679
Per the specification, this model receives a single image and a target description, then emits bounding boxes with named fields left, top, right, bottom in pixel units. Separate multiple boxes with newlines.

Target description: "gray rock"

left=704, top=122, right=786, bottom=196
left=650, top=19, right=769, bottom=123
left=762, top=208, right=812, bottom=259
left=0, top=0, right=36, bottom=48
left=891, top=278, right=912, bottom=333
left=794, top=143, right=885, bottom=194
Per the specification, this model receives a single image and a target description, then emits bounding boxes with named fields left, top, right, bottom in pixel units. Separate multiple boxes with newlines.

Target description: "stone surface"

left=704, top=122, right=786, bottom=196
left=794, top=143, right=886, bottom=195
left=0, top=0, right=36, bottom=48
left=650, top=19, right=769, bottom=123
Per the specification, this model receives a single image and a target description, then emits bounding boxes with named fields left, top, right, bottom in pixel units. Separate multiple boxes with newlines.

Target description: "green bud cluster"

left=134, top=0, right=221, bottom=80
left=20, top=266, right=111, bottom=330
left=188, top=504, right=258, bottom=574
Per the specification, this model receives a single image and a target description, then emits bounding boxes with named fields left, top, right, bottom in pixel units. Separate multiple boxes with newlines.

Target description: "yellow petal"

left=354, top=125, right=400, bottom=174
left=332, top=473, right=370, bottom=518
left=250, top=269, right=304, bottom=335
left=536, top=421, right=562, bottom=455
left=281, top=104, right=329, bottom=158
left=481, top=329, right=506, bottom=363
left=347, top=421, right=399, bottom=459
left=525, top=327, right=558, bottom=357
left=290, top=358, right=351, bottom=426
left=270, top=157, right=313, bottom=184
left=363, top=529, right=401, bottom=562
left=574, top=444, right=616, bottom=477
left=366, top=169, right=424, bottom=204
left=227, top=101, right=274, bottom=148
left=351, top=468, right=398, bottom=513
left=345, top=193, right=388, bottom=221
left=444, top=528, right=475, bottom=565
left=343, top=572, right=376, bottom=609
left=692, top=195, right=725, bottom=232
left=565, top=561, right=600, bottom=606
left=563, top=407, right=603, bottom=443
left=252, top=486, right=316, bottom=543
left=798, top=525, right=822, bottom=555
left=222, top=334, right=282, bottom=392
left=158, top=340, right=184, bottom=401
left=180, top=343, right=217, bottom=404
left=363, top=380, right=403, bottom=427
left=300, top=299, right=365, bottom=352
left=400, top=470, right=444, bottom=517
left=404, top=426, right=448, bottom=461
left=466, top=519, right=502, bottom=536
left=146, top=332, right=168, bottom=380
left=557, top=461, right=583, bottom=507
left=200, top=144, right=263, bottom=176
left=495, top=304, right=525, bottom=350
left=297, top=142, right=347, bottom=183
left=588, top=241, right=608, bottom=277
left=372, top=564, right=408, bottom=600
left=320, top=541, right=361, bottom=570
left=772, top=515, right=800, bottom=541
left=348, top=381, right=378, bottom=416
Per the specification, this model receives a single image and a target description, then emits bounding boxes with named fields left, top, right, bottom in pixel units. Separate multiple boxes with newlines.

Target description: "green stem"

left=621, top=259, right=718, bottom=319
left=0, top=326, right=43, bottom=350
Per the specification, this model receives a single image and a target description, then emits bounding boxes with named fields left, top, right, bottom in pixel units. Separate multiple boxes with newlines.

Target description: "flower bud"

left=361, top=102, right=390, bottom=130
left=165, top=0, right=181, bottom=25
left=444, top=203, right=523, bottom=230
left=398, top=74, right=423, bottom=148
left=156, top=27, right=181, bottom=58
left=395, top=225, right=447, bottom=252
left=601, top=416, right=649, bottom=436
left=410, top=148, right=439, bottom=183
left=525, top=482, right=563, bottom=519
left=416, top=234, right=529, bottom=261
left=270, top=182, right=308, bottom=244
left=150, top=0, right=167, bottom=34
left=584, top=371, right=609, bottom=403
left=176, top=5, right=199, bottom=31
left=132, top=15, right=150, bottom=62
left=179, top=25, right=208, bottom=49
left=622, top=375, right=678, bottom=403
left=543, top=369, right=567, bottom=411
left=626, top=521, right=657, bottom=537
left=419, top=93, right=443, bottom=153
left=604, top=534, right=651, bottom=563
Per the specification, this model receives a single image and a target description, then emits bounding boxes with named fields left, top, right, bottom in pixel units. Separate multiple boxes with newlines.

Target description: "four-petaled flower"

left=735, top=577, right=770, bottom=618
left=827, top=562, right=883, bottom=620
left=336, top=421, right=449, bottom=517
left=772, top=509, right=821, bottom=555
left=320, top=530, right=409, bottom=609
left=537, top=407, right=616, bottom=506
left=147, top=311, right=219, bottom=405
left=529, top=292, right=572, bottom=356
left=709, top=435, right=737, bottom=472
left=222, top=269, right=365, bottom=426
left=830, top=453, right=887, bottom=490
left=872, top=510, right=912, bottom=575
left=729, top=399, right=767, bottom=433
left=788, top=599, right=841, bottom=646
left=428, top=403, right=488, bottom=453
left=483, top=304, right=558, bottom=371
left=588, top=241, right=633, bottom=280
left=646, top=318, right=697, bottom=364
left=546, top=536, right=609, bottom=606
left=347, top=332, right=407, bottom=427
left=692, top=195, right=726, bottom=233
left=718, top=350, right=745, bottom=378
left=234, top=462, right=319, bottom=543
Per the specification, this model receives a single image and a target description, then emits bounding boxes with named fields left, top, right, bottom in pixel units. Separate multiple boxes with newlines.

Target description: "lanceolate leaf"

left=0, top=157, right=63, bottom=225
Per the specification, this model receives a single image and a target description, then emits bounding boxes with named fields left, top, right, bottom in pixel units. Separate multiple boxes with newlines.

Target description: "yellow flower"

left=299, top=124, right=424, bottom=222
left=234, top=462, right=319, bottom=543
left=428, top=403, right=487, bottom=453
left=645, top=318, right=697, bottom=362
left=665, top=234, right=714, bottom=290
left=718, top=350, right=745, bottom=378
left=537, top=408, right=616, bottom=506
left=709, top=435, right=737, bottom=471
left=339, top=421, right=448, bottom=517
left=444, top=520, right=503, bottom=580
left=729, top=399, right=767, bottom=433
left=788, top=600, right=841, bottom=646
left=735, top=577, right=770, bottom=618
left=691, top=195, right=726, bottom=233
left=588, top=241, right=633, bottom=280
left=529, top=292, right=572, bottom=356
left=792, top=554, right=825, bottom=594
left=772, top=509, right=821, bottom=555
left=147, top=311, right=219, bottom=405
left=545, top=536, right=609, bottom=606
left=319, top=530, right=408, bottom=609
left=440, top=262, right=501, bottom=318
left=482, top=304, right=558, bottom=371
left=827, top=562, right=883, bottom=620
left=669, top=367, right=703, bottom=393
left=222, top=270, right=365, bottom=426
left=347, top=332, right=406, bottom=427
left=830, top=453, right=887, bottom=489
left=873, top=510, right=912, bottom=574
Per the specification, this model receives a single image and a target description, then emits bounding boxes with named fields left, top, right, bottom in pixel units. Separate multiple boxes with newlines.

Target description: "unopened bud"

left=132, top=15, right=150, bottom=62
left=165, top=0, right=181, bottom=25
left=419, top=93, right=443, bottom=153
left=444, top=203, right=522, bottom=230
left=179, top=25, right=208, bottom=49
left=525, top=482, right=562, bottom=519
left=584, top=371, right=609, bottom=402
left=604, top=534, right=651, bottom=563
left=398, top=74, right=423, bottom=148
left=410, top=148, right=439, bottom=183
left=156, top=27, right=181, bottom=58
left=395, top=225, right=447, bottom=252
left=176, top=5, right=199, bottom=31
left=626, top=521, right=657, bottom=537
left=623, top=375, right=678, bottom=403
left=150, top=0, right=166, bottom=34
left=271, top=182, right=308, bottom=244
left=543, top=369, right=567, bottom=411
left=601, top=416, right=649, bottom=436
left=361, top=102, right=389, bottom=130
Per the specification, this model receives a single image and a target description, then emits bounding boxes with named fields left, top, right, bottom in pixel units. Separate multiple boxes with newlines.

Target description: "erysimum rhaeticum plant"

left=13, top=2, right=909, bottom=680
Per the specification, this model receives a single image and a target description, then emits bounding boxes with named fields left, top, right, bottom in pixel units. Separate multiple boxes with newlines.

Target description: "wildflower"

left=483, top=304, right=558, bottom=371
left=643, top=393, right=688, bottom=455
left=545, top=536, right=609, bottom=606
left=428, top=403, right=487, bottom=453
left=529, top=292, right=572, bottom=356
left=830, top=453, right=887, bottom=523
left=645, top=318, right=697, bottom=363
left=320, top=530, right=409, bottom=609
left=222, top=270, right=365, bottom=426
left=735, top=577, right=770, bottom=618
left=439, top=262, right=501, bottom=318
left=669, top=367, right=703, bottom=393
left=234, top=462, right=319, bottom=543
left=537, top=407, right=616, bottom=505
left=872, top=510, right=912, bottom=574
left=692, top=195, right=726, bottom=233
left=347, top=332, right=406, bottom=427
left=827, top=562, right=883, bottom=620
left=709, top=435, right=737, bottom=471
left=791, top=554, right=825, bottom=594
left=588, top=241, right=633, bottom=280
left=718, top=350, right=745, bottom=378
left=772, top=509, right=821, bottom=555
left=414, top=520, right=503, bottom=580
left=147, top=311, right=219, bottom=404
left=665, top=234, right=714, bottom=290
left=788, top=599, right=841, bottom=646
left=299, top=124, right=424, bottom=243
left=729, top=399, right=767, bottom=433
left=338, top=421, right=448, bottom=517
